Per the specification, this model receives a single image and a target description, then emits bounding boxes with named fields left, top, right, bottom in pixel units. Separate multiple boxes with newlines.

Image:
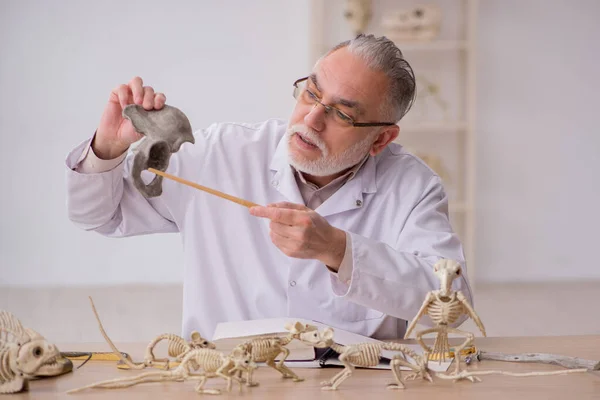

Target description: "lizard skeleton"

left=67, top=346, right=256, bottom=395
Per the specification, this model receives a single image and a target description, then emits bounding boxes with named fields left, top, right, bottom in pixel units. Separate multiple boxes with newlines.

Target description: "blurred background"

left=1, top=0, right=599, bottom=343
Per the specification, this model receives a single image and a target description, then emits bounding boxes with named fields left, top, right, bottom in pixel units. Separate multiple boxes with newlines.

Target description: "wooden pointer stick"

left=147, top=168, right=260, bottom=208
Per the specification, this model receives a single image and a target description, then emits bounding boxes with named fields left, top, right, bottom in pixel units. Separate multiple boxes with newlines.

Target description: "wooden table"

left=13, top=335, right=600, bottom=399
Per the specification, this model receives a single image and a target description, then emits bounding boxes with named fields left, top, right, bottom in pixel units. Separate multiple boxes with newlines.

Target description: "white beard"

left=286, top=124, right=376, bottom=177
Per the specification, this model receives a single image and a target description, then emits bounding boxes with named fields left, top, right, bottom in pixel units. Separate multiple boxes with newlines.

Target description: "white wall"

left=1, top=0, right=599, bottom=287
left=0, top=0, right=311, bottom=285
left=476, top=0, right=600, bottom=282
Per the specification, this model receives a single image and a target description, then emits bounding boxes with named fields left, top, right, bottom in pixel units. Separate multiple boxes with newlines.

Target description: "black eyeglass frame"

left=292, top=77, right=397, bottom=127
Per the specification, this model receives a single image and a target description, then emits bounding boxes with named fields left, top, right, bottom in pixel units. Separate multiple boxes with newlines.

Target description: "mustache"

left=287, top=124, right=326, bottom=152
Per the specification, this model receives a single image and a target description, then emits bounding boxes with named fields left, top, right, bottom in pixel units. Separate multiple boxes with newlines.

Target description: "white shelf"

left=389, top=40, right=468, bottom=52
left=400, top=121, right=467, bottom=133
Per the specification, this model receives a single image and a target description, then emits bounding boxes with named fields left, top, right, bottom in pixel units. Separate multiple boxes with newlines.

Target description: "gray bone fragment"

left=122, top=104, right=195, bottom=197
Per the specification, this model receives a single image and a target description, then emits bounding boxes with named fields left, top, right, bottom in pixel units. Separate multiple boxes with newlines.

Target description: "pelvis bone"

left=123, top=104, right=195, bottom=198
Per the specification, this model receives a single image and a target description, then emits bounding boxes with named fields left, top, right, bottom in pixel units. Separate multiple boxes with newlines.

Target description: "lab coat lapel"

left=269, top=134, right=305, bottom=205
left=315, top=155, right=378, bottom=218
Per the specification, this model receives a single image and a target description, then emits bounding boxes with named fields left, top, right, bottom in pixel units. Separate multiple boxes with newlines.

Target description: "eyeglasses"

left=292, top=77, right=396, bottom=128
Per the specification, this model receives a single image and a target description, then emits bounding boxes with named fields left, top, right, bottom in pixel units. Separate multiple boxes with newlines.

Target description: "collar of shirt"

left=293, top=154, right=370, bottom=209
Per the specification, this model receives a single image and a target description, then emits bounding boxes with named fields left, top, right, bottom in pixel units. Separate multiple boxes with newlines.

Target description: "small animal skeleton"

left=0, top=310, right=62, bottom=393
left=67, top=346, right=256, bottom=395
left=404, top=259, right=486, bottom=378
left=301, top=326, right=432, bottom=391
left=234, top=321, right=327, bottom=386
left=123, top=103, right=195, bottom=198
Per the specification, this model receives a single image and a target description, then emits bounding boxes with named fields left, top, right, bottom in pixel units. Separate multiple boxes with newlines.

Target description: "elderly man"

left=65, top=34, right=472, bottom=340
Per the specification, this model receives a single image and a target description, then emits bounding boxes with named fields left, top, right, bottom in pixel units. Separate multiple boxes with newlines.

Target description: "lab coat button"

left=289, top=280, right=296, bottom=287
left=355, top=200, right=362, bottom=207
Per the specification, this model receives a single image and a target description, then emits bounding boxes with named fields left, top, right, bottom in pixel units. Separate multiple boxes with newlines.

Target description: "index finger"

left=128, top=76, right=144, bottom=105
left=267, top=201, right=310, bottom=211
left=249, top=205, right=307, bottom=225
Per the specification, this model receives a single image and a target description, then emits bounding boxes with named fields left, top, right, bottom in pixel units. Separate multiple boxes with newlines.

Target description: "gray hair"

left=320, top=34, right=416, bottom=123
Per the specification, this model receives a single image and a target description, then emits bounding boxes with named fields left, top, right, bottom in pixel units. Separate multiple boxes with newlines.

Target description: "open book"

left=211, top=317, right=452, bottom=372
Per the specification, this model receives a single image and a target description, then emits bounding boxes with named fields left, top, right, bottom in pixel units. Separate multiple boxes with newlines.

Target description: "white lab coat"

left=65, top=118, right=472, bottom=340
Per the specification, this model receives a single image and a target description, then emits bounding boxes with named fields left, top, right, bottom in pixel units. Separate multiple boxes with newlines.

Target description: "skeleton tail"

left=88, top=297, right=146, bottom=370
left=66, top=370, right=175, bottom=393
left=431, top=325, right=449, bottom=364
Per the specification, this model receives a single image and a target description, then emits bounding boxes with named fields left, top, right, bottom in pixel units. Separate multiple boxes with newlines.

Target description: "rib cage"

left=0, top=347, right=16, bottom=388
left=427, top=295, right=464, bottom=325
left=245, top=335, right=293, bottom=362
left=145, top=334, right=190, bottom=359
left=331, top=343, right=383, bottom=367
left=179, top=349, right=223, bottom=373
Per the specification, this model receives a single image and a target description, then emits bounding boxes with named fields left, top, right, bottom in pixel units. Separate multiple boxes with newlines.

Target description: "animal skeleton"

left=67, top=346, right=256, bottom=395
left=234, top=321, right=327, bottom=386
left=88, top=297, right=214, bottom=370
left=0, top=310, right=62, bottom=393
left=301, top=326, right=431, bottom=391
left=404, top=258, right=486, bottom=377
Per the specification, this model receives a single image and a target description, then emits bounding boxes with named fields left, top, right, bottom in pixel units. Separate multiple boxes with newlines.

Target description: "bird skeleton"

left=404, top=258, right=486, bottom=378
left=0, top=310, right=64, bottom=393
left=404, top=259, right=589, bottom=383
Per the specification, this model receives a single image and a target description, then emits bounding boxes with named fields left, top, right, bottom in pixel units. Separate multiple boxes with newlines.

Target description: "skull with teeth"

left=23, top=328, right=73, bottom=379
left=0, top=311, right=68, bottom=393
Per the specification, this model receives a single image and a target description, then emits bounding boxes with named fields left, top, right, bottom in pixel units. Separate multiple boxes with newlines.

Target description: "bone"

left=475, top=351, right=600, bottom=371
left=122, top=104, right=195, bottom=198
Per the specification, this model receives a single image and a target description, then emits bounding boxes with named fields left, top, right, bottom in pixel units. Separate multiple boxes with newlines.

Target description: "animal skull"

left=122, top=104, right=195, bottom=198
left=24, top=328, right=72, bottom=378
left=381, top=4, right=442, bottom=42
left=190, top=331, right=216, bottom=350
left=433, top=258, right=462, bottom=297
left=344, top=0, right=373, bottom=35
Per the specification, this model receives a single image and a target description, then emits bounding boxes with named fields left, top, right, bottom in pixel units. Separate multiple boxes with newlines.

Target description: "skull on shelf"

left=381, top=4, right=442, bottom=42
left=344, top=0, right=373, bottom=36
